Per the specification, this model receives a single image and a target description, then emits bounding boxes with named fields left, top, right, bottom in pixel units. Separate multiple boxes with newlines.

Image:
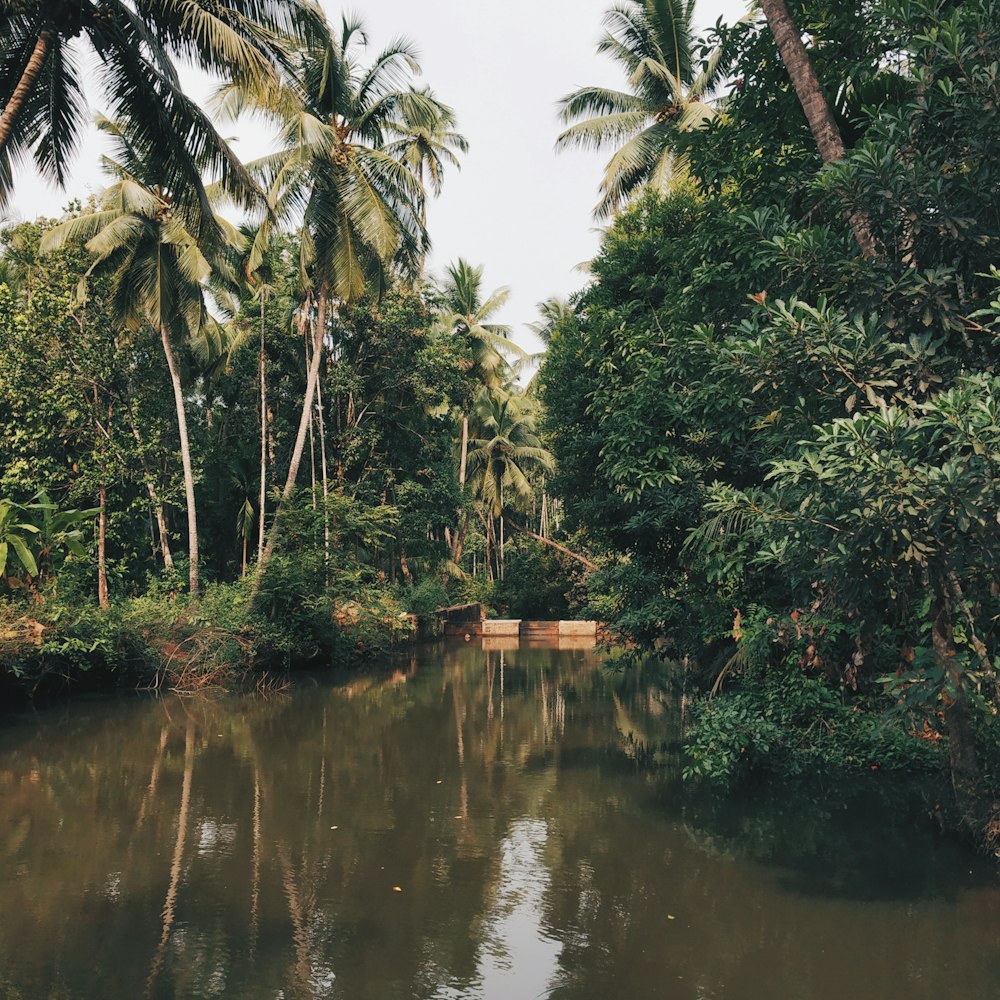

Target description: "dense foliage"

left=542, top=0, right=1000, bottom=847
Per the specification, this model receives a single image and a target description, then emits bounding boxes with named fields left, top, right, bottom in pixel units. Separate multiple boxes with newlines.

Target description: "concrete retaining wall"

left=558, top=620, right=598, bottom=637
left=482, top=619, right=522, bottom=637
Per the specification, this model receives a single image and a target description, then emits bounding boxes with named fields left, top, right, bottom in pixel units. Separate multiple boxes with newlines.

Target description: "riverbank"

left=0, top=580, right=416, bottom=707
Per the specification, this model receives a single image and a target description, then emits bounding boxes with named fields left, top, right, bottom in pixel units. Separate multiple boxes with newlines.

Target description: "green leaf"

left=9, top=537, right=38, bottom=577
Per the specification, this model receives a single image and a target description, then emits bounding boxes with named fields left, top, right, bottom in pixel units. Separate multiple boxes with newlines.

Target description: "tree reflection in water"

left=0, top=643, right=997, bottom=1000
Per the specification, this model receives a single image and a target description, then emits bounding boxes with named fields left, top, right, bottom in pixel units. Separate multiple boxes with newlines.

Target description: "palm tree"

left=520, top=296, right=574, bottom=394
left=0, top=0, right=320, bottom=215
left=437, top=259, right=527, bottom=489
left=386, top=88, right=467, bottom=198
left=384, top=86, right=468, bottom=267
left=556, top=0, right=730, bottom=219
left=756, top=0, right=878, bottom=256
left=227, top=222, right=284, bottom=566
left=41, top=117, right=242, bottom=597
left=216, top=12, right=435, bottom=586
left=466, top=388, right=554, bottom=580
left=528, top=297, right=574, bottom=349
left=468, top=389, right=554, bottom=517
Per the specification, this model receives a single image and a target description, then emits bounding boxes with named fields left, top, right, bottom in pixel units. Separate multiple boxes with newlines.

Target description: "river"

left=0, top=641, right=997, bottom=999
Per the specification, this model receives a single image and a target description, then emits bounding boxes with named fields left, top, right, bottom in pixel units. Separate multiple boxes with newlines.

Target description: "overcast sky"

left=9, top=0, right=748, bottom=352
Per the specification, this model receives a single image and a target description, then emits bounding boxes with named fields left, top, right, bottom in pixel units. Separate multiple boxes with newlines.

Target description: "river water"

left=0, top=641, right=997, bottom=999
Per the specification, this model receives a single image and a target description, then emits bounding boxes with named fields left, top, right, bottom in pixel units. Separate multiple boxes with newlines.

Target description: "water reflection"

left=0, top=643, right=996, bottom=1000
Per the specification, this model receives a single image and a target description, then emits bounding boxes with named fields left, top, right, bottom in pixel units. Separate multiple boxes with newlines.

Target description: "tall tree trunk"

left=316, top=373, right=331, bottom=567
left=258, top=297, right=267, bottom=564
left=0, top=32, right=51, bottom=153
left=757, top=0, right=878, bottom=257
left=304, top=314, right=318, bottom=510
left=485, top=516, right=493, bottom=582
left=152, top=494, right=175, bottom=572
left=308, top=405, right=318, bottom=509
left=448, top=411, right=472, bottom=570
left=458, top=412, right=469, bottom=488
left=254, top=286, right=329, bottom=594
left=931, top=585, right=987, bottom=837
left=97, top=485, right=109, bottom=609
left=91, top=383, right=110, bottom=609
left=450, top=512, right=468, bottom=569
left=499, top=496, right=505, bottom=583
left=159, top=323, right=199, bottom=597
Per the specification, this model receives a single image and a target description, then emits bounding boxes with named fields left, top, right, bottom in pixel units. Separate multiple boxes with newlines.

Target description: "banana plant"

left=0, top=493, right=97, bottom=584
left=29, top=492, right=97, bottom=578
left=0, top=499, right=41, bottom=579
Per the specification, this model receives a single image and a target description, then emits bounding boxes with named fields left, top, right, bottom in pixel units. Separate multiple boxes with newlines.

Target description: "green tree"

left=41, top=117, right=242, bottom=597
left=217, top=12, right=436, bottom=585
left=0, top=0, right=318, bottom=214
left=556, top=0, right=730, bottom=218
left=466, top=387, right=554, bottom=581
left=437, top=259, right=525, bottom=489
left=384, top=85, right=468, bottom=267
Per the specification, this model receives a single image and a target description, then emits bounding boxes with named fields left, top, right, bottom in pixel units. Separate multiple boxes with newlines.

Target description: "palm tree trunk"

left=485, top=517, right=493, bottom=582
left=315, top=374, right=331, bottom=567
left=758, top=0, right=878, bottom=257
left=254, top=285, right=329, bottom=594
left=458, top=412, right=469, bottom=488
left=159, top=323, right=199, bottom=597
left=91, top=382, right=110, bottom=609
left=499, top=486, right=505, bottom=583
left=448, top=411, right=472, bottom=571
left=258, top=297, right=267, bottom=564
left=97, top=485, right=109, bottom=609
left=308, top=405, right=318, bottom=509
left=0, top=32, right=51, bottom=153
left=451, top=514, right=467, bottom=568
left=152, top=495, right=175, bottom=572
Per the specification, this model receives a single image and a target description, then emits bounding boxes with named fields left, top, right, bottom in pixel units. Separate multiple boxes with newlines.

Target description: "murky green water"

left=0, top=642, right=997, bottom=999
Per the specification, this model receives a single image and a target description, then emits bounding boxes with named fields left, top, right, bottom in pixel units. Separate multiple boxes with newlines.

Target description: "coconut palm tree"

left=468, top=389, right=554, bottom=517
left=466, top=387, right=554, bottom=580
left=384, top=87, right=467, bottom=231
left=556, top=0, right=731, bottom=219
left=215, top=12, right=436, bottom=585
left=437, top=259, right=528, bottom=489
left=519, top=296, right=575, bottom=394
left=756, top=0, right=878, bottom=256
left=225, top=222, right=286, bottom=566
left=384, top=87, right=467, bottom=275
left=0, top=0, right=320, bottom=215
left=41, top=117, right=242, bottom=597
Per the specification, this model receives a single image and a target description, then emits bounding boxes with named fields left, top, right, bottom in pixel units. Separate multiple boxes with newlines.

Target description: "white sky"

left=8, top=0, right=748, bottom=352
